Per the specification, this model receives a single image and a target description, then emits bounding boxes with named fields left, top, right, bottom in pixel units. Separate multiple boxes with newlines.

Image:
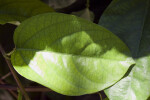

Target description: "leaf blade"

left=0, top=0, right=54, bottom=25
left=99, top=0, right=150, bottom=100
left=11, top=13, right=134, bottom=96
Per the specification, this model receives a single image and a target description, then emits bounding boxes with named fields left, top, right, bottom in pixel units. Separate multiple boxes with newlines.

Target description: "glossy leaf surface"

left=0, top=0, right=54, bottom=25
left=99, top=0, right=150, bottom=100
left=11, top=13, right=134, bottom=96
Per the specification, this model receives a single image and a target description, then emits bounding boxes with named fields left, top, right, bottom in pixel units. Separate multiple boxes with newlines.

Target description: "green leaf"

left=99, top=0, right=150, bottom=100
left=11, top=13, right=134, bottom=96
left=0, top=0, right=54, bottom=25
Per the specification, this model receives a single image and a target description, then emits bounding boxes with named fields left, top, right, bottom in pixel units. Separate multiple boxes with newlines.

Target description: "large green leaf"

left=0, top=0, right=54, bottom=25
left=11, top=13, right=134, bottom=96
left=99, top=0, right=150, bottom=100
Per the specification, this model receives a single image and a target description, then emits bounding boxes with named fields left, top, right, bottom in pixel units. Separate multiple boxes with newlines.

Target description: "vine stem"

left=1, top=72, right=11, bottom=80
left=0, top=44, right=30, bottom=100
left=86, top=0, right=90, bottom=8
left=0, top=79, right=18, bottom=99
left=98, top=92, right=103, bottom=100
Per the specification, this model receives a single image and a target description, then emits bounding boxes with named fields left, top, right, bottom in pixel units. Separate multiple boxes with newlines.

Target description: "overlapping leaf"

left=99, top=0, right=150, bottom=100
left=11, top=13, right=134, bottom=96
left=0, top=0, right=54, bottom=25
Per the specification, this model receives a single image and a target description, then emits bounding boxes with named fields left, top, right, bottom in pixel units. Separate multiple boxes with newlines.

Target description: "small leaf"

left=99, top=0, right=150, bottom=100
left=11, top=13, right=134, bottom=96
left=0, top=0, right=54, bottom=25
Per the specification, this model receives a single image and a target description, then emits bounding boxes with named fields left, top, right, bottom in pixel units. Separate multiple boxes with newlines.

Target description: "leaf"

left=99, top=0, right=150, bottom=100
left=0, top=0, right=54, bottom=25
left=11, top=13, right=134, bottom=96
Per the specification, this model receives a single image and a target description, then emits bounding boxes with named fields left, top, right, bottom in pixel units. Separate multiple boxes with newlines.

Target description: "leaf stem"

left=0, top=44, right=30, bottom=100
left=86, top=0, right=90, bottom=8
left=1, top=72, right=11, bottom=80
left=98, top=92, right=103, bottom=100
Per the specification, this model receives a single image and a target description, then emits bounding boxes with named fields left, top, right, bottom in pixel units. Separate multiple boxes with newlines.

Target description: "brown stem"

left=1, top=72, right=11, bottom=80
left=0, top=44, right=30, bottom=100
left=0, top=84, right=52, bottom=92
left=0, top=79, right=18, bottom=99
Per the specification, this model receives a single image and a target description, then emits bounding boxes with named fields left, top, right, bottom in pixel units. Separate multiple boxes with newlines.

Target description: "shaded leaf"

left=11, top=13, right=134, bottom=96
left=0, top=0, right=54, bottom=25
left=99, top=0, right=150, bottom=100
